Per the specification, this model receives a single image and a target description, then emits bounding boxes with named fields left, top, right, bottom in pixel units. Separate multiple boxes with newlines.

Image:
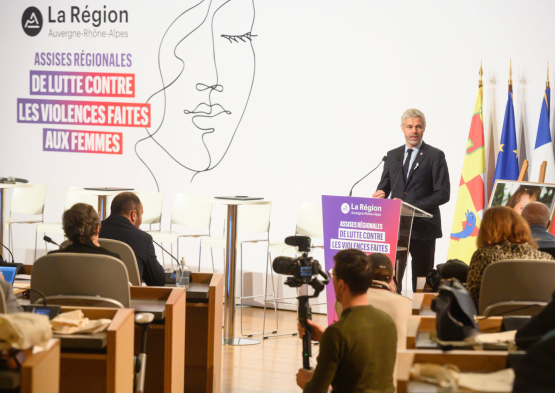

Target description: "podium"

left=396, top=201, right=434, bottom=292
left=322, top=195, right=432, bottom=324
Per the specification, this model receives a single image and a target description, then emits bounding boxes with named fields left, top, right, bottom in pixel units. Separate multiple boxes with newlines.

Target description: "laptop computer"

left=0, top=266, right=17, bottom=285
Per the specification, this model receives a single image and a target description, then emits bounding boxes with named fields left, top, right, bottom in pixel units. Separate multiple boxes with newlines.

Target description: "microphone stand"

left=0, top=241, right=15, bottom=263
left=390, top=157, right=403, bottom=199
left=0, top=240, right=26, bottom=275
left=349, top=156, right=387, bottom=197
left=152, top=240, right=180, bottom=271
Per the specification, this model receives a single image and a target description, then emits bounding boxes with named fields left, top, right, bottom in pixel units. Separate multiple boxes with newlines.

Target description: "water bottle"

left=176, top=257, right=190, bottom=289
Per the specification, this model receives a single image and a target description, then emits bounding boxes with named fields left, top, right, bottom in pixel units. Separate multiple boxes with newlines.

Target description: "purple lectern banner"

left=322, top=195, right=401, bottom=325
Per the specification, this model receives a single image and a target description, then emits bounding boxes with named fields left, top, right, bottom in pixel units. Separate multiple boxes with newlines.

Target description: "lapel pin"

left=420, top=152, right=423, bottom=155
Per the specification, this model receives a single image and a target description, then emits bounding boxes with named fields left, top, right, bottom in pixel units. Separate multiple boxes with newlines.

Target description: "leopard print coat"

left=466, top=242, right=554, bottom=310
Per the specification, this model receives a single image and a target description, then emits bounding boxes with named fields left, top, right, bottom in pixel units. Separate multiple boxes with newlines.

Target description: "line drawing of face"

left=136, top=0, right=256, bottom=187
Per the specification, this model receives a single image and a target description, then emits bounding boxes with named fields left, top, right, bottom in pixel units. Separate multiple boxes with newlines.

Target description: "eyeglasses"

left=327, top=268, right=334, bottom=278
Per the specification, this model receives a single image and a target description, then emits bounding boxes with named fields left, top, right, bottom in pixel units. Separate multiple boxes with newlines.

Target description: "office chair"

left=58, top=239, right=142, bottom=286
left=479, top=259, right=555, bottom=316
left=31, top=253, right=154, bottom=392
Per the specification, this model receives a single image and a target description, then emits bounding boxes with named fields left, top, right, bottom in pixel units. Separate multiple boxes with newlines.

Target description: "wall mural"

left=136, top=0, right=256, bottom=188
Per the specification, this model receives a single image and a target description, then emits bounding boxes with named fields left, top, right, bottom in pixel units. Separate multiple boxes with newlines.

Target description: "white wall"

left=3, top=1, right=555, bottom=301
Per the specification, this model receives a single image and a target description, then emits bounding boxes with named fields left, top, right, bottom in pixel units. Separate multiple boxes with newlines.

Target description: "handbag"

left=425, top=268, right=442, bottom=292
left=431, top=278, right=478, bottom=341
left=437, top=259, right=469, bottom=284
left=426, top=259, right=469, bottom=292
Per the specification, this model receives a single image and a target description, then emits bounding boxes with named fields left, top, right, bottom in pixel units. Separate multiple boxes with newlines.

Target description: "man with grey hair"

left=522, top=202, right=555, bottom=249
left=373, top=109, right=450, bottom=292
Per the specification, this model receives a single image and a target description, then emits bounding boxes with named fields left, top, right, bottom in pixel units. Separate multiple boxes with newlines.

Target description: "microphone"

left=152, top=239, right=180, bottom=270
left=272, top=256, right=297, bottom=275
left=390, top=157, right=402, bottom=199
left=0, top=241, right=25, bottom=275
left=43, top=236, right=64, bottom=249
left=0, top=241, right=15, bottom=262
left=349, top=156, right=387, bottom=197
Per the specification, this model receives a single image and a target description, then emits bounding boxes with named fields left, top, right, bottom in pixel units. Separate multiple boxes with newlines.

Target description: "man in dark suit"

left=99, top=193, right=166, bottom=286
left=522, top=202, right=555, bottom=249
left=373, top=109, right=450, bottom=292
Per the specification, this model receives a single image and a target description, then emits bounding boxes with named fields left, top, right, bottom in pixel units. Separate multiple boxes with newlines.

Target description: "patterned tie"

left=403, top=149, right=413, bottom=180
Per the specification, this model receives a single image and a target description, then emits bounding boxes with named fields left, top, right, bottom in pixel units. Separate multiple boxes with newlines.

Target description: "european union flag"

left=493, top=91, right=519, bottom=184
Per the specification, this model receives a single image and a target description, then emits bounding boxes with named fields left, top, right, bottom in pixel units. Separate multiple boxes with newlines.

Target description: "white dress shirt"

left=403, top=141, right=423, bottom=179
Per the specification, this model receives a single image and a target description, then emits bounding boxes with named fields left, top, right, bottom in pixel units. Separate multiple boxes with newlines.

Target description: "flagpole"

left=479, top=60, right=483, bottom=88
left=547, top=61, right=550, bottom=89
left=509, top=59, right=513, bottom=93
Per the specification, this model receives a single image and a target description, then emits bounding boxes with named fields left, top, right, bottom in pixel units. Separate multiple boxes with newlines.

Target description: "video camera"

left=272, top=236, right=328, bottom=292
left=272, top=235, right=329, bottom=369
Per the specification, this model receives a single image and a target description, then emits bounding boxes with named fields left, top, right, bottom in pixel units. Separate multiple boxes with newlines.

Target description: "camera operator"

left=296, top=249, right=397, bottom=393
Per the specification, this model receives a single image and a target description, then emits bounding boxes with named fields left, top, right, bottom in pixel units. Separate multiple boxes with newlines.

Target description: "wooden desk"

left=13, top=281, right=30, bottom=295
left=57, top=307, right=134, bottom=393
left=130, top=286, right=185, bottom=393
left=186, top=273, right=223, bottom=393
left=407, top=315, right=504, bottom=349
left=415, top=277, right=435, bottom=293
left=396, top=350, right=509, bottom=393
left=19, top=339, right=61, bottom=393
left=411, top=293, right=436, bottom=315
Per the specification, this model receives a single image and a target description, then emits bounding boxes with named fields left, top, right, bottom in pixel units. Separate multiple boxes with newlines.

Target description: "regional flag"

left=447, top=87, right=486, bottom=264
left=492, top=90, right=519, bottom=185
left=530, top=88, right=555, bottom=183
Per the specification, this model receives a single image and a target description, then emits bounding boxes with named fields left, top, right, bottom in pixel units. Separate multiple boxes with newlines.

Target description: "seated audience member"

left=515, top=289, right=555, bottom=350
left=513, top=331, right=555, bottom=392
left=99, top=192, right=165, bottom=286
left=466, top=206, right=554, bottom=309
left=336, top=253, right=411, bottom=350
left=296, top=249, right=397, bottom=393
left=513, top=290, right=555, bottom=392
left=49, top=203, right=120, bottom=259
left=521, top=201, right=555, bottom=249
left=0, top=272, right=23, bottom=313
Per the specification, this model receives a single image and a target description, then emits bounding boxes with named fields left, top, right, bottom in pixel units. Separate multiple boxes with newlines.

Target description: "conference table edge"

left=20, top=339, right=61, bottom=393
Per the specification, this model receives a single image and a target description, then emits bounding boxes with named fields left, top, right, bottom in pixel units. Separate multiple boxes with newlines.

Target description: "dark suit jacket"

left=376, top=141, right=450, bottom=239
left=99, top=214, right=166, bottom=286
left=531, top=224, right=555, bottom=249
left=516, top=290, right=555, bottom=349
left=48, top=241, right=121, bottom=259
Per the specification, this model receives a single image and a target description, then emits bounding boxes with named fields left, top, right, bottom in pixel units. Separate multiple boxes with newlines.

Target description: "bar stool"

left=147, top=194, right=213, bottom=270
left=264, top=202, right=324, bottom=338
left=201, top=203, right=274, bottom=337
left=8, top=184, right=47, bottom=261
left=35, top=187, right=98, bottom=258
left=136, top=191, right=164, bottom=231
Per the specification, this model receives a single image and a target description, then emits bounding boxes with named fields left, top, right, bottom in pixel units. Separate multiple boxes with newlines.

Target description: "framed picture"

left=489, top=180, right=555, bottom=214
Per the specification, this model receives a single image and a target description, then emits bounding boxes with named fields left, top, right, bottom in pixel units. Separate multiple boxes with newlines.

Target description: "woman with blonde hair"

left=467, top=206, right=554, bottom=309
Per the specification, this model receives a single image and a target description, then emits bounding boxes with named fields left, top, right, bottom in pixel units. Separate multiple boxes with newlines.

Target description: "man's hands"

left=297, top=318, right=325, bottom=342
left=372, top=190, right=386, bottom=199
left=296, top=368, right=314, bottom=389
